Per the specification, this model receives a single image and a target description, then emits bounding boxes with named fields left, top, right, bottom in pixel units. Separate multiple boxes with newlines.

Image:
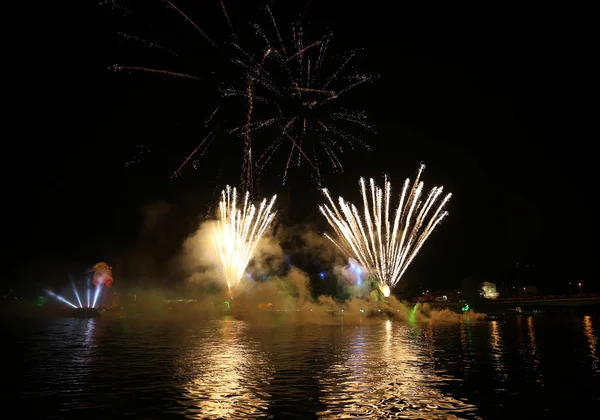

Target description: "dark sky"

left=8, top=1, right=595, bottom=293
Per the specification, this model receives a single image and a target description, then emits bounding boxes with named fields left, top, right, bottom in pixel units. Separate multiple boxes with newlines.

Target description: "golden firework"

left=211, top=186, right=277, bottom=297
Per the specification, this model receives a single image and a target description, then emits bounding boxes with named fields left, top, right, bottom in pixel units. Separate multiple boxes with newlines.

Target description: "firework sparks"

left=244, top=6, right=377, bottom=184
left=219, top=0, right=237, bottom=40
left=319, top=164, right=452, bottom=297
left=107, top=1, right=375, bottom=186
left=243, top=81, right=255, bottom=194
left=210, top=186, right=277, bottom=297
left=111, top=64, right=199, bottom=80
left=162, top=0, right=216, bottom=46
left=172, top=129, right=216, bottom=178
left=118, top=32, right=179, bottom=56
left=125, top=144, right=151, bottom=168
left=101, top=0, right=131, bottom=16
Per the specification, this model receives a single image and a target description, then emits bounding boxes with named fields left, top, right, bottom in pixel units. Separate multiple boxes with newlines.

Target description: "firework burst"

left=105, top=1, right=375, bottom=190
left=211, top=185, right=277, bottom=297
left=319, top=164, right=452, bottom=297
left=229, top=5, right=377, bottom=186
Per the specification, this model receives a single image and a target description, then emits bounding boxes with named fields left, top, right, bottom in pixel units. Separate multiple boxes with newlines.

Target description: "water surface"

left=3, top=315, right=599, bottom=418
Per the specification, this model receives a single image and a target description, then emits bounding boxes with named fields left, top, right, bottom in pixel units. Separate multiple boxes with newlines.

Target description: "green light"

left=409, top=303, right=418, bottom=323
left=370, top=290, right=380, bottom=302
left=461, top=303, right=469, bottom=312
left=34, top=296, right=46, bottom=307
left=223, top=301, right=230, bottom=310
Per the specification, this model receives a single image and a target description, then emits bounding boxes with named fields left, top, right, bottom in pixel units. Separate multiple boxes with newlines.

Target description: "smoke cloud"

left=67, top=202, right=486, bottom=325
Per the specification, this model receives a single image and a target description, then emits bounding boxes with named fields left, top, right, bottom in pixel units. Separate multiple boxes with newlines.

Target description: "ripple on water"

left=17, top=316, right=600, bottom=418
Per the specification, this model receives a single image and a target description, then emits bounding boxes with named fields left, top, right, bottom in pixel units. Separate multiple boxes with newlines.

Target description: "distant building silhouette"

left=481, top=282, right=499, bottom=299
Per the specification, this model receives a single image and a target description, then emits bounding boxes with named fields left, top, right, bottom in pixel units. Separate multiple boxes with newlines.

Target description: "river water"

left=3, top=315, right=599, bottom=419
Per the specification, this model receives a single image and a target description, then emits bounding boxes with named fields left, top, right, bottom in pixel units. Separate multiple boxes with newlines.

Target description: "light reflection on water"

left=177, top=320, right=273, bottom=418
left=317, top=320, right=476, bottom=418
left=488, top=320, right=507, bottom=383
left=583, top=316, right=599, bottom=372
left=4, top=315, right=600, bottom=418
left=526, top=316, right=543, bottom=383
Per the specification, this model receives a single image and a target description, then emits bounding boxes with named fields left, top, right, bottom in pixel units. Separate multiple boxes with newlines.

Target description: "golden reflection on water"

left=489, top=320, right=507, bottom=382
left=582, top=316, right=599, bottom=372
left=317, top=321, right=476, bottom=419
left=179, top=320, right=273, bottom=419
left=527, top=316, right=542, bottom=382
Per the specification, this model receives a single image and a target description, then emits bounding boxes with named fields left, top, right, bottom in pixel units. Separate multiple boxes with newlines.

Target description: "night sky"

left=8, top=1, right=594, bottom=294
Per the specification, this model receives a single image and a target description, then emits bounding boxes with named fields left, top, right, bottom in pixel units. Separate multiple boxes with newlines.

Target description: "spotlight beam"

left=92, top=283, right=103, bottom=309
left=47, top=291, right=78, bottom=309
left=71, top=281, right=83, bottom=308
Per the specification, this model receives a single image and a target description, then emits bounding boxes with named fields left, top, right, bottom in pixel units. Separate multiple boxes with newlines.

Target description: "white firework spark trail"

left=211, top=186, right=277, bottom=297
left=319, top=164, right=452, bottom=297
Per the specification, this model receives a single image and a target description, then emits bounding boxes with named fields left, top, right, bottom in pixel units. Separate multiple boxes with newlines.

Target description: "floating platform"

left=67, top=308, right=101, bottom=318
